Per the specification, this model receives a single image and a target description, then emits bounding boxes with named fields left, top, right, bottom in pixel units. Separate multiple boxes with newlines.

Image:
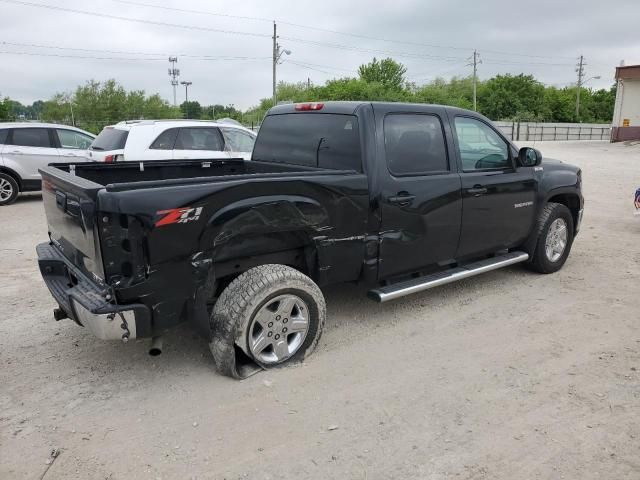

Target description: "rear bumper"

left=36, top=242, right=151, bottom=340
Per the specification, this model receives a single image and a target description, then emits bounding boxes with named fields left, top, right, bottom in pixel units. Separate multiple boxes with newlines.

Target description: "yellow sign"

left=623, top=118, right=630, bottom=127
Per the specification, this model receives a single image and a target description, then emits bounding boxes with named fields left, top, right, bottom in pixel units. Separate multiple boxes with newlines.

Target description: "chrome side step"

left=368, top=251, right=529, bottom=303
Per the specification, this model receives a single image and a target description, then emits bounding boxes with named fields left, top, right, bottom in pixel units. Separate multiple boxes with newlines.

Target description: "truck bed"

left=46, top=158, right=324, bottom=192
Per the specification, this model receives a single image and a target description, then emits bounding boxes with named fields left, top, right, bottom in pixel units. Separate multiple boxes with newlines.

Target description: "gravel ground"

left=1, top=141, right=639, bottom=480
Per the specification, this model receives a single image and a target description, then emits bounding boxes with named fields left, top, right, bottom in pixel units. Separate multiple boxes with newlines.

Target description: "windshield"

left=252, top=113, right=362, bottom=172
left=90, top=127, right=128, bottom=151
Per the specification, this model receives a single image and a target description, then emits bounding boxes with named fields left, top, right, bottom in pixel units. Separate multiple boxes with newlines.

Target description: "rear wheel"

left=528, top=202, right=574, bottom=273
left=209, top=264, right=326, bottom=378
left=0, top=173, right=19, bottom=206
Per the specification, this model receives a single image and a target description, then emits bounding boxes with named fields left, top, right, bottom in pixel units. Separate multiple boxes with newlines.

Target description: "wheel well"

left=0, top=167, right=22, bottom=191
left=212, top=247, right=312, bottom=298
left=548, top=193, right=580, bottom=232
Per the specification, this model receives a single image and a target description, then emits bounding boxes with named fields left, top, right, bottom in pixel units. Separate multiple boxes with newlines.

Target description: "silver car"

left=0, top=123, right=95, bottom=205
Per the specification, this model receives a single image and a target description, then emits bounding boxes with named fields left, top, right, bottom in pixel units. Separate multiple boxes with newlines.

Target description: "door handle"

left=387, top=193, right=416, bottom=206
left=9, top=150, right=23, bottom=155
left=467, top=185, right=488, bottom=196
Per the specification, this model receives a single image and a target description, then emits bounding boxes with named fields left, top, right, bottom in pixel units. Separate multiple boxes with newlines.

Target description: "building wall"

left=611, top=78, right=640, bottom=142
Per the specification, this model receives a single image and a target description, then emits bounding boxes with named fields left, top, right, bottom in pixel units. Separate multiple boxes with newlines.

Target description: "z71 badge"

left=155, top=207, right=203, bottom=227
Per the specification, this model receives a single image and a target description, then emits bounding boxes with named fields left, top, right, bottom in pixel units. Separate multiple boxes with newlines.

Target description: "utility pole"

left=307, top=77, right=311, bottom=89
left=271, top=22, right=291, bottom=106
left=181, top=81, right=192, bottom=103
left=168, top=57, right=180, bottom=107
left=272, top=22, right=277, bottom=105
left=470, top=49, right=481, bottom=111
left=575, top=55, right=585, bottom=121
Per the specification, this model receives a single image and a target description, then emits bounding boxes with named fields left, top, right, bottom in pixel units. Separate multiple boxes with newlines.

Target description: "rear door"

left=3, top=127, right=59, bottom=182
left=451, top=115, right=536, bottom=258
left=376, top=105, right=463, bottom=279
left=220, top=127, right=256, bottom=160
left=172, top=127, right=230, bottom=160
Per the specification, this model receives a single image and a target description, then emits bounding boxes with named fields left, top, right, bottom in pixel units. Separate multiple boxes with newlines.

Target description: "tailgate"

left=40, top=165, right=106, bottom=285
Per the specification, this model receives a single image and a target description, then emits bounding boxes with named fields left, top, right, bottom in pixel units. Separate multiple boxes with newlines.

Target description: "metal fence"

left=494, top=121, right=611, bottom=141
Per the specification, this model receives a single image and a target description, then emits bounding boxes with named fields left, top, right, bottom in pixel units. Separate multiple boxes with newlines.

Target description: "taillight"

left=104, top=154, right=114, bottom=163
left=295, top=102, right=324, bottom=111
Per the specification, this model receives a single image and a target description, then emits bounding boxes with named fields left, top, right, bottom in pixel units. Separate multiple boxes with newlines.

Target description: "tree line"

left=0, top=58, right=615, bottom=134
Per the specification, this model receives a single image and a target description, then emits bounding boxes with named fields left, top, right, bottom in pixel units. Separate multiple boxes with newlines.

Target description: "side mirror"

left=517, top=147, right=542, bottom=167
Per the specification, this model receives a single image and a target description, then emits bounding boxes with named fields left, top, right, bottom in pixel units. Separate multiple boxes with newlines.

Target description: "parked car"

left=0, top=123, right=95, bottom=205
left=36, top=102, right=583, bottom=378
left=88, top=120, right=257, bottom=163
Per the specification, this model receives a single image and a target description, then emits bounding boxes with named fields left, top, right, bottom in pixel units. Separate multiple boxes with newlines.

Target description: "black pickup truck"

left=37, top=102, right=583, bottom=378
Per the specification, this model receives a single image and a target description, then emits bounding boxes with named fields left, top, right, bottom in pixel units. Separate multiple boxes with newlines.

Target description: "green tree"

left=478, top=74, right=545, bottom=120
left=180, top=101, right=202, bottom=119
left=41, top=80, right=180, bottom=133
left=414, top=76, right=474, bottom=109
left=0, top=96, right=10, bottom=120
left=358, top=57, right=407, bottom=90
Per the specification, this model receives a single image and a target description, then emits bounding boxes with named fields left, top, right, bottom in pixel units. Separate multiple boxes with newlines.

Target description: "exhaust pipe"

left=149, top=336, right=163, bottom=356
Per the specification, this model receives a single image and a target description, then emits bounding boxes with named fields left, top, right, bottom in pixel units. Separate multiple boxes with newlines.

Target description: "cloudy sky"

left=2, top=0, right=639, bottom=109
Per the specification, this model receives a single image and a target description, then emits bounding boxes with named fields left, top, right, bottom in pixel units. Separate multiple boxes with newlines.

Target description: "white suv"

left=88, top=120, right=257, bottom=163
left=0, top=123, right=95, bottom=206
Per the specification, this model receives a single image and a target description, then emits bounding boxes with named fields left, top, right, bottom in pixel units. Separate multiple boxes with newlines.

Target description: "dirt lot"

left=1, top=141, right=639, bottom=479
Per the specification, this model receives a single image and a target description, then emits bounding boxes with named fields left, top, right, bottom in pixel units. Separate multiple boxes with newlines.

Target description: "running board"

left=368, top=251, right=529, bottom=303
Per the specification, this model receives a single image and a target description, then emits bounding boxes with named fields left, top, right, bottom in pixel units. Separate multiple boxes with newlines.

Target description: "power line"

left=0, top=40, right=270, bottom=60
left=1, top=0, right=578, bottom=66
left=0, top=50, right=168, bottom=61
left=112, top=0, right=577, bottom=61
left=0, top=0, right=272, bottom=39
left=0, top=49, right=270, bottom=62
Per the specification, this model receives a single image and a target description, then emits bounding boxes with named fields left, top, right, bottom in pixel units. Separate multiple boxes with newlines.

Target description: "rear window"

left=252, top=113, right=362, bottom=172
left=0, top=129, right=7, bottom=144
left=90, top=127, right=128, bottom=151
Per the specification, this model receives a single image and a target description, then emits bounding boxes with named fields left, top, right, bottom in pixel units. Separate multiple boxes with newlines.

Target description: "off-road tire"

left=528, top=202, right=574, bottom=274
left=0, top=173, right=19, bottom=206
left=209, top=264, right=326, bottom=379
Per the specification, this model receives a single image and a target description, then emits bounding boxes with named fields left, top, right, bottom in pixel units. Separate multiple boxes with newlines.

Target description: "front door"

left=376, top=106, right=462, bottom=279
left=221, top=128, right=256, bottom=160
left=451, top=115, right=536, bottom=259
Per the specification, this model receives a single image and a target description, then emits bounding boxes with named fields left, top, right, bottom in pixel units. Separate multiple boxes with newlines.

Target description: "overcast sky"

left=1, top=0, right=639, bottom=109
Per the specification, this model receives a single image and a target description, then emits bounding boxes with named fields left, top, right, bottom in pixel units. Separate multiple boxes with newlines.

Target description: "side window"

left=221, top=128, right=255, bottom=152
left=175, top=128, right=223, bottom=151
left=454, top=117, right=510, bottom=171
left=9, top=128, right=53, bottom=148
left=150, top=128, right=179, bottom=150
left=0, top=129, right=7, bottom=144
left=56, top=129, right=93, bottom=149
left=384, top=114, right=448, bottom=176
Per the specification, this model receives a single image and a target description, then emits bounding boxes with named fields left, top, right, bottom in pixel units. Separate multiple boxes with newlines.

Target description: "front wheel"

left=528, top=202, right=574, bottom=274
left=209, top=264, right=326, bottom=378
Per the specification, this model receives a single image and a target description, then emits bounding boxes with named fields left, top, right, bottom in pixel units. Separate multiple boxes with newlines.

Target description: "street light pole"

left=576, top=73, right=601, bottom=121
left=180, top=81, right=192, bottom=103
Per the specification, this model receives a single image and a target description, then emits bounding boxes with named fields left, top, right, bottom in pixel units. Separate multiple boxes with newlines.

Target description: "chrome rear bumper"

left=37, top=242, right=150, bottom=341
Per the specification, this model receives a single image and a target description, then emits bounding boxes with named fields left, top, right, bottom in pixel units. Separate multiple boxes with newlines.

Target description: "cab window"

left=384, top=114, right=449, bottom=176
left=454, top=117, right=510, bottom=171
